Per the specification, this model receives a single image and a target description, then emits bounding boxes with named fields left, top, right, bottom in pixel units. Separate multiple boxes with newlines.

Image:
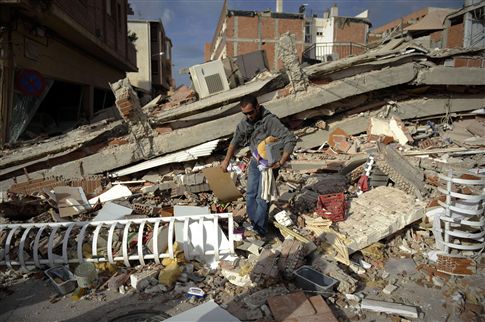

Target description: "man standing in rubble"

left=221, top=95, right=296, bottom=236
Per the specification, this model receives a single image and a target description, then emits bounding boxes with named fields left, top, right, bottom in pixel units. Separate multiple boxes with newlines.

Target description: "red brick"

left=454, top=57, right=483, bottom=68
left=9, top=178, right=65, bottom=195
left=447, top=22, right=464, bottom=48
left=283, top=313, right=337, bottom=322
left=373, top=7, right=429, bottom=34
left=308, top=296, right=333, bottom=315
left=268, top=292, right=316, bottom=321
left=210, top=14, right=305, bottom=72
left=238, top=42, right=259, bottom=54
left=116, top=100, right=133, bottom=109
left=155, top=127, right=173, bottom=135
left=261, top=16, right=276, bottom=39
left=238, top=16, right=258, bottom=38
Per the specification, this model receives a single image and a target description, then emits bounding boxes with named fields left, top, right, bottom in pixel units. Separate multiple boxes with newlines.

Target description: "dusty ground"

left=0, top=277, right=196, bottom=322
left=1, top=255, right=483, bottom=322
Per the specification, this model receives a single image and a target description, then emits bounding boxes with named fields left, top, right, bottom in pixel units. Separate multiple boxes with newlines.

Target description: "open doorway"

left=10, top=77, right=120, bottom=144
left=19, top=80, right=85, bottom=141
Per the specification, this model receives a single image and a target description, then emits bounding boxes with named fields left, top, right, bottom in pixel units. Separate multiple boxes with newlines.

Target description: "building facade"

left=369, top=7, right=457, bottom=46
left=0, top=0, right=137, bottom=145
left=205, top=1, right=370, bottom=68
left=370, top=1, right=484, bottom=50
left=204, top=0, right=305, bottom=71
left=303, top=5, right=370, bottom=63
left=127, top=20, right=173, bottom=96
left=443, top=0, right=485, bottom=49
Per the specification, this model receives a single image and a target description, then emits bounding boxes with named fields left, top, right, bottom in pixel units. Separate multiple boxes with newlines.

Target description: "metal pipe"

left=0, top=214, right=234, bottom=270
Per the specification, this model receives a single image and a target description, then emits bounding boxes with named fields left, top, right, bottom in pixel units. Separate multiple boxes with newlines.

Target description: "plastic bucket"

left=74, top=262, right=98, bottom=288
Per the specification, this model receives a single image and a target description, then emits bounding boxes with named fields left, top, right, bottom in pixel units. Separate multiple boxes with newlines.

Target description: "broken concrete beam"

left=278, top=32, right=309, bottom=93
left=152, top=74, right=283, bottom=124
left=3, top=70, right=481, bottom=186
left=297, top=94, right=485, bottom=150
left=361, top=299, right=419, bottom=319
left=162, top=102, right=240, bottom=129
left=416, top=67, right=485, bottom=86
left=304, top=45, right=411, bottom=79
left=0, top=120, right=125, bottom=171
left=376, top=143, right=428, bottom=199
left=269, top=63, right=418, bottom=118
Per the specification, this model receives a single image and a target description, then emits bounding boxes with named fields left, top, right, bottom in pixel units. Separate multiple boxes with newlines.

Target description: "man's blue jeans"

left=246, top=159, right=269, bottom=235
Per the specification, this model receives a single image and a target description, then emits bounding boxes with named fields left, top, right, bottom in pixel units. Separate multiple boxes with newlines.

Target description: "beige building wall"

left=127, top=21, right=152, bottom=92
left=12, top=23, right=125, bottom=89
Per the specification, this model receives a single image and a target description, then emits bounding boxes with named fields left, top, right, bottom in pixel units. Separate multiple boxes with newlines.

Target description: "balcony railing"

left=303, top=42, right=368, bottom=64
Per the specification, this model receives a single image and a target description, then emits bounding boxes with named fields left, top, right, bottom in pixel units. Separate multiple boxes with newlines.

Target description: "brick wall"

left=261, top=16, right=275, bottom=39
left=224, top=14, right=304, bottom=71
left=237, top=42, right=259, bottom=54
left=226, top=16, right=234, bottom=38
left=446, top=21, right=464, bottom=48
left=278, top=18, right=304, bottom=39
left=334, top=20, right=367, bottom=44
left=430, top=30, right=442, bottom=42
left=237, top=16, right=258, bottom=38
left=204, top=43, right=211, bottom=61
left=373, top=7, right=429, bottom=34
left=453, top=56, right=485, bottom=68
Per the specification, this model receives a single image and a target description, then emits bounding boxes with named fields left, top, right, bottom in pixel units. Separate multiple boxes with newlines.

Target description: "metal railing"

left=302, top=42, right=368, bottom=64
left=0, top=214, right=234, bottom=270
left=432, top=170, right=485, bottom=254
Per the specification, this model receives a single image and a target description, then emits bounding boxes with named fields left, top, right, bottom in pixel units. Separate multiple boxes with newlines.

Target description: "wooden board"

left=202, top=167, right=242, bottom=202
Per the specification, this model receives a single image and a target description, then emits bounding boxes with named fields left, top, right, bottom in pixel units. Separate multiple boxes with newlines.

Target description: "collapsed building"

left=0, top=0, right=137, bottom=147
left=0, top=29, right=484, bottom=321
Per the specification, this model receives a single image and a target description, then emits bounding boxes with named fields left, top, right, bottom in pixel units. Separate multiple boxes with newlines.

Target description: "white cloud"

left=161, top=8, right=174, bottom=25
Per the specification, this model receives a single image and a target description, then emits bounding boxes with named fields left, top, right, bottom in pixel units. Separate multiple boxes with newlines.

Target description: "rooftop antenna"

left=299, top=3, right=308, bottom=15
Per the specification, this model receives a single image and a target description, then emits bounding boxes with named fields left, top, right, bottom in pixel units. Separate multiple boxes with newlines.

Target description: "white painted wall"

left=127, top=21, right=152, bottom=92
left=313, top=17, right=334, bottom=58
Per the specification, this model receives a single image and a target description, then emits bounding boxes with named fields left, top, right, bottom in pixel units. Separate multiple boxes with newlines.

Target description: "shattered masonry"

left=1, top=35, right=485, bottom=322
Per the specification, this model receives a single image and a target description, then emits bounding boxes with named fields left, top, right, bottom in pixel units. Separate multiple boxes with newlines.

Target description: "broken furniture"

left=432, top=170, right=485, bottom=254
left=0, top=214, right=234, bottom=270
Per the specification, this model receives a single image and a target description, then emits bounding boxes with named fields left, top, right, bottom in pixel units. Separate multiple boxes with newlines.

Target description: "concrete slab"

left=153, top=75, right=281, bottom=124
left=361, top=299, right=418, bottom=319
left=164, top=300, right=241, bottom=322
left=297, top=94, right=485, bottom=149
left=0, top=120, right=125, bottom=170
left=417, top=67, right=485, bottom=85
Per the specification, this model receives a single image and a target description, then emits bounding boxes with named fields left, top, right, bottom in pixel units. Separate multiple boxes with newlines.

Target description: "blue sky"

left=128, top=0, right=463, bottom=86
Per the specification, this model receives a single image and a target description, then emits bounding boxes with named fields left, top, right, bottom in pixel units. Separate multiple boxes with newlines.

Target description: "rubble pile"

left=1, top=40, right=484, bottom=321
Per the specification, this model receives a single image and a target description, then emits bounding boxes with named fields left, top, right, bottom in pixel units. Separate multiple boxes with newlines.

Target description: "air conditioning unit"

left=189, top=60, right=230, bottom=99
